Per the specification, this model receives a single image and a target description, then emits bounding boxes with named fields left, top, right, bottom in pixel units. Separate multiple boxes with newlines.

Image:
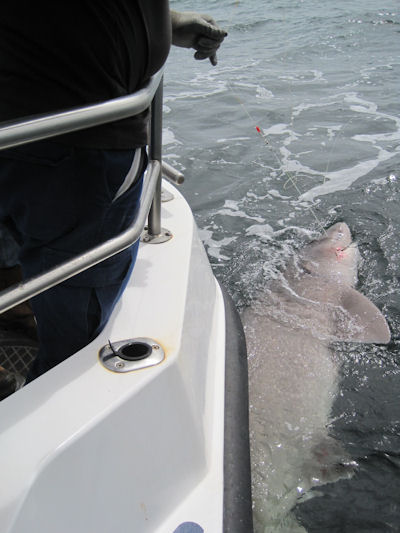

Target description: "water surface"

left=166, top=1, right=400, bottom=530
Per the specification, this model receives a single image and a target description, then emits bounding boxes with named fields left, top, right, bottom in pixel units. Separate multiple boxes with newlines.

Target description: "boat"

left=0, top=71, right=253, bottom=532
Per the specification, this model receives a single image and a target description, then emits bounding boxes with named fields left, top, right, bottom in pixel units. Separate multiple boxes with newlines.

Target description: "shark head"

left=301, top=222, right=359, bottom=287
left=297, top=222, right=390, bottom=344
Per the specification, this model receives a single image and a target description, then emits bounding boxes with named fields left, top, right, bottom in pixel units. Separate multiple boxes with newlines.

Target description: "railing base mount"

left=141, top=227, right=173, bottom=244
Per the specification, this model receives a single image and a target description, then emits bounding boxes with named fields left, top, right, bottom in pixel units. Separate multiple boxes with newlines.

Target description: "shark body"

left=243, top=222, right=390, bottom=532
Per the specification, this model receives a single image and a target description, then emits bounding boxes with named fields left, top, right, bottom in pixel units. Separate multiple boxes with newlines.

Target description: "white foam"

left=197, top=228, right=236, bottom=261
left=299, top=159, right=383, bottom=201
left=299, top=95, right=400, bottom=200
left=223, top=200, right=240, bottom=210
left=246, top=224, right=274, bottom=238
left=267, top=189, right=292, bottom=200
left=261, top=123, right=291, bottom=135
left=246, top=224, right=315, bottom=240
left=163, top=78, right=227, bottom=102
left=278, top=70, right=326, bottom=83
left=371, top=177, right=388, bottom=186
left=162, top=127, right=182, bottom=146
left=256, top=86, right=274, bottom=100
left=327, top=125, right=342, bottom=139
left=292, top=100, right=334, bottom=118
left=218, top=207, right=265, bottom=223
left=216, top=136, right=251, bottom=143
left=261, top=92, right=400, bottom=202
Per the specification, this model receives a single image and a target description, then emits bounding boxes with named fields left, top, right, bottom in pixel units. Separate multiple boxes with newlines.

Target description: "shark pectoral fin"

left=334, top=287, right=391, bottom=344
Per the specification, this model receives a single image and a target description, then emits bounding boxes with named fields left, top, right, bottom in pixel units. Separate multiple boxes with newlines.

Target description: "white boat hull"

left=0, top=181, right=252, bottom=532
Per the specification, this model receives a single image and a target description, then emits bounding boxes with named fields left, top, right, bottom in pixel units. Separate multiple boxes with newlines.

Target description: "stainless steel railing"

left=0, top=69, right=174, bottom=314
left=0, top=69, right=164, bottom=150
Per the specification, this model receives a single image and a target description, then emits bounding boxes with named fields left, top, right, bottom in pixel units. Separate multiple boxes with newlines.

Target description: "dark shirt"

left=0, top=1, right=171, bottom=149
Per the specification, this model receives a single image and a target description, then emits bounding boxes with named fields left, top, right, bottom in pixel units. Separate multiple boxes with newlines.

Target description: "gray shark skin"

left=242, top=222, right=390, bottom=533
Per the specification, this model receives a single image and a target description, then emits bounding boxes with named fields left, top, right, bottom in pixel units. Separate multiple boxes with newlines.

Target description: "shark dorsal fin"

left=333, top=287, right=391, bottom=344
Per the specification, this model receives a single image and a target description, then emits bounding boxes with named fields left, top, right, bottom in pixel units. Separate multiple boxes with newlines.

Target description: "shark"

left=242, top=222, right=390, bottom=532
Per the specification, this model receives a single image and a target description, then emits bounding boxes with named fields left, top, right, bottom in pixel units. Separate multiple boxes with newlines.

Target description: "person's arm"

left=170, top=10, right=227, bottom=66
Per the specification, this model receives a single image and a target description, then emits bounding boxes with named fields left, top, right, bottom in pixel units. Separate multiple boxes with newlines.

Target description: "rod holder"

left=162, top=161, right=184, bottom=185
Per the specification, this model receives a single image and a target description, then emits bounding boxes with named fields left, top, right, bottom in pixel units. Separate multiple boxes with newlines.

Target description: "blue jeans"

left=0, top=222, right=19, bottom=268
left=0, top=141, right=146, bottom=381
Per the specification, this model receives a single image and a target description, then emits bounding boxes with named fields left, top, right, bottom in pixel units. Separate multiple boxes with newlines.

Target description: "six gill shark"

left=242, top=222, right=390, bottom=532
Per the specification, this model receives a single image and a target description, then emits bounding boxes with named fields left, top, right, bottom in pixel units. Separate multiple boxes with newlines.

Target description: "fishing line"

left=225, top=78, right=328, bottom=236
left=222, top=1, right=328, bottom=236
left=323, top=117, right=355, bottom=183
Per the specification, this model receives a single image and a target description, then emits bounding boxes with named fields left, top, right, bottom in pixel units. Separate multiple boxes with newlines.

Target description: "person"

left=0, top=2, right=227, bottom=390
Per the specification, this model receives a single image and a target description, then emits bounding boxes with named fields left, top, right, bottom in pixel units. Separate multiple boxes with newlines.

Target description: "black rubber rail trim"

left=221, top=285, right=253, bottom=532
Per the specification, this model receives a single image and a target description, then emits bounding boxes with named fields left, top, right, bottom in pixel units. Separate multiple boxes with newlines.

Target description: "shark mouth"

left=335, top=242, right=358, bottom=261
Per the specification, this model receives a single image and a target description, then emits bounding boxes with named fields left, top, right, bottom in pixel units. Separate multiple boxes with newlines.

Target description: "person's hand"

left=171, top=10, right=227, bottom=66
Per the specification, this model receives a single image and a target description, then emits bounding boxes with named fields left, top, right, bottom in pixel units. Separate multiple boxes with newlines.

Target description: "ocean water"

left=166, top=1, right=400, bottom=531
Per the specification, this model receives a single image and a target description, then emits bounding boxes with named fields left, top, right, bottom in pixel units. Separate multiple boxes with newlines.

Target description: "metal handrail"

left=0, top=69, right=164, bottom=149
left=0, top=71, right=165, bottom=314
